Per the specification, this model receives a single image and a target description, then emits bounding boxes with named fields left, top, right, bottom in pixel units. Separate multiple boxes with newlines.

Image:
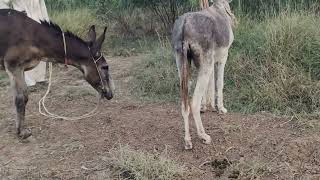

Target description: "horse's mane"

left=40, top=21, right=87, bottom=45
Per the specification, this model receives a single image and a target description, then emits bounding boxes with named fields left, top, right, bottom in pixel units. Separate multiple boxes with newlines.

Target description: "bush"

left=95, top=0, right=195, bottom=36
left=50, top=7, right=159, bottom=56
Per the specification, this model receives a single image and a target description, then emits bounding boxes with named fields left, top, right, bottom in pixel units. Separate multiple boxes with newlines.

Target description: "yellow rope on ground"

left=38, top=62, right=101, bottom=121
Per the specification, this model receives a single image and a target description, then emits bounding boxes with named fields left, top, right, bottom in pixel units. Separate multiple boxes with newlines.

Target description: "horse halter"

left=88, top=46, right=107, bottom=91
left=61, top=32, right=107, bottom=91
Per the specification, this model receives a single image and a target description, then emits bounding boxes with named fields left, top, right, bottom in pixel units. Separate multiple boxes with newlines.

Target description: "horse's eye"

left=101, top=65, right=109, bottom=70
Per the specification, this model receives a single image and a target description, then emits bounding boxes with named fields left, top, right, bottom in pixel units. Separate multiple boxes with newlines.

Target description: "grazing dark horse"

left=0, top=9, right=114, bottom=139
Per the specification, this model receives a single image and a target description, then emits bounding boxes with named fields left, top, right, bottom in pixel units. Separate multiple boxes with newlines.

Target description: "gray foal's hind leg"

left=7, top=69, right=31, bottom=139
left=191, top=60, right=213, bottom=144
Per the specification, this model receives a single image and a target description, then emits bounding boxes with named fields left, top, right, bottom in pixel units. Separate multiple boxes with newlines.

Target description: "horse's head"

left=213, top=0, right=237, bottom=28
left=82, top=25, right=114, bottom=100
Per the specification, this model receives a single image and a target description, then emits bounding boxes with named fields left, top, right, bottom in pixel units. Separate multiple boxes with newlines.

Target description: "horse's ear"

left=95, top=26, right=107, bottom=50
left=88, top=25, right=96, bottom=43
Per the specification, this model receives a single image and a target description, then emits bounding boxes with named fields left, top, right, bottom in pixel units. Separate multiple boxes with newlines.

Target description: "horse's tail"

left=180, top=18, right=189, bottom=111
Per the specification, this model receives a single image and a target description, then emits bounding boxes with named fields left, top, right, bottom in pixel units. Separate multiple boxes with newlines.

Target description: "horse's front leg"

left=7, top=69, right=31, bottom=139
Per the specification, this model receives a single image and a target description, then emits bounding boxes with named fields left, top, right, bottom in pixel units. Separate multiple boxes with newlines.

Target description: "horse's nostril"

left=105, top=91, right=113, bottom=100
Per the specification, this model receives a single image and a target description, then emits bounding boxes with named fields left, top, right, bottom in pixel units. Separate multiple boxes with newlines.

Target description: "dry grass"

left=109, top=145, right=187, bottom=180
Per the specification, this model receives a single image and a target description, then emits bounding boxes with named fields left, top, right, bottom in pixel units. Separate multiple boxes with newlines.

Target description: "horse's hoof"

left=200, top=105, right=207, bottom=113
left=199, top=133, right=211, bottom=145
left=185, top=139, right=193, bottom=150
left=18, top=129, right=32, bottom=139
left=218, top=107, right=228, bottom=114
left=211, top=105, right=218, bottom=112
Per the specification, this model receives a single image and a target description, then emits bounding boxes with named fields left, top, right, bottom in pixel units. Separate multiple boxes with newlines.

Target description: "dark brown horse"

left=0, top=9, right=114, bottom=139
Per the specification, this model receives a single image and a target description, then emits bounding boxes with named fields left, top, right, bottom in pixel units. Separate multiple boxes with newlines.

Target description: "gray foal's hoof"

left=18, top=129, right=32, bottom=139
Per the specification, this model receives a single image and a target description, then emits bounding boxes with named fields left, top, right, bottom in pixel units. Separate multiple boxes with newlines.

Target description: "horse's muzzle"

left=102, top=90, right=113, bottom=100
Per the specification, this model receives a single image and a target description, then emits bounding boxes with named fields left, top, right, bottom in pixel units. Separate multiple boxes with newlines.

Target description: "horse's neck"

left=36, top=30, right=66, bottom=62
left=38, top=29, right=88, bottom=67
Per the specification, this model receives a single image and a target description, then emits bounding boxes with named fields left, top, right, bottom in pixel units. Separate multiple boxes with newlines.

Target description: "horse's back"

left=0, top=9, right=28, bottom=21
left=0, top=9, right=39, bottom=35
left=0, top=9, right=39, bottom=57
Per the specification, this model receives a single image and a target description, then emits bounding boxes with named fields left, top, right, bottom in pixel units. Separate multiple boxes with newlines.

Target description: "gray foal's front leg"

left=216, top=50, right=229, bottom=114
left=8, top=69, right=31, bottom=139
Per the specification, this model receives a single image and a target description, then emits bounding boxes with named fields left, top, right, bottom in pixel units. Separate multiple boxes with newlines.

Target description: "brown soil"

left=0, top=55, right=319, bottom=180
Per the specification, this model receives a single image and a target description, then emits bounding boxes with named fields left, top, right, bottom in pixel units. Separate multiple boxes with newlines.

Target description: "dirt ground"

left=0, top=56, right=319, bottom=180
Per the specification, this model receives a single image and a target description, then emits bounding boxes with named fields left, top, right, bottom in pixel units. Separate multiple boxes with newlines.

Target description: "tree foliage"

left=96, top=0, right=195, bottom=34
left=232, top=0, right=320, bottom=17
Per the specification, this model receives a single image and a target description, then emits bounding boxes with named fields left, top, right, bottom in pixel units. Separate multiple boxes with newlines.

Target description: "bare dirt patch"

left=0, top=55, right=319, bottom=179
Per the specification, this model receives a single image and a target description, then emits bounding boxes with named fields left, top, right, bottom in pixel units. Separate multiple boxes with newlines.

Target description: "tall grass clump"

left=226, top=12, right=320, bottom=115
left=109, top=145, right=186, bottom=180
left=131, top=43, right=180, bottom=102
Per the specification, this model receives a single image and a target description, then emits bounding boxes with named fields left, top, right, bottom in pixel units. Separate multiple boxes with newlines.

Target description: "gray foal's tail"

left=180, top=18, right=189, bottom=111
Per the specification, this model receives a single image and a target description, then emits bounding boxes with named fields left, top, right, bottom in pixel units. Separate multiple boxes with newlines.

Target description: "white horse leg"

left=191, top=62, right=213, bottom=144
left=201, top=67, right=215, bottom=113
left=207, top=64, right=216, bottom=111
left=215, top=49, right=229, bottom=114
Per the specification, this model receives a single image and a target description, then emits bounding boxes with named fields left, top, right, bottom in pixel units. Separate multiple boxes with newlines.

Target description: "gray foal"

left=172, top=0, right=236, bottom=149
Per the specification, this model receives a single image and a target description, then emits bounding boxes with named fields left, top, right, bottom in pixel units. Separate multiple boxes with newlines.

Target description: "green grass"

left=50, top=8, right=98, bottom=39
left=109, top=145, right=187, bottom=180
left=106, top=35, right=159, bottom=56
left=131, top=44, right=180, bottom=103
left=50, top=8, right=158, bottom=56
left=131, top=11, right=320, bottom=116
left=226, top=12, right=320, bottom=115
left=0, top=71, right=9, bottom=87
left=45, top=0, right=96, bottom=12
